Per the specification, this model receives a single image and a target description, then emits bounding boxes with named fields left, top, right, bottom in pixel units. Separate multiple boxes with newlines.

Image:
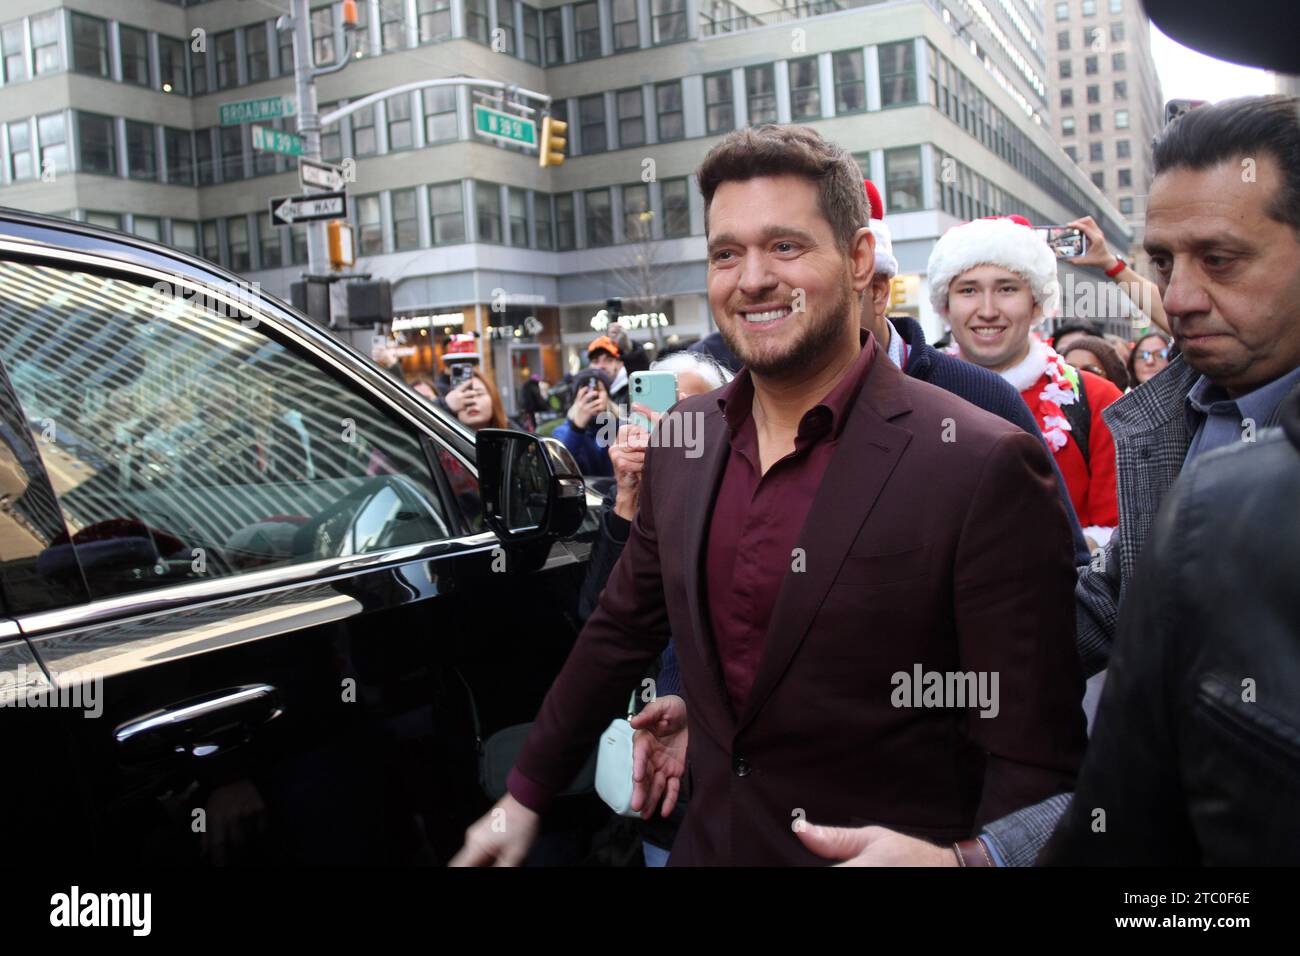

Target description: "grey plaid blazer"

left=983, top=354, right=1300, bottom=864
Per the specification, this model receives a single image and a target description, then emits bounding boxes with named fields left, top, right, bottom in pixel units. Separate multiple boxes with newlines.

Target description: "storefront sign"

left=392, top=311, right=465, bottom=331
left=590, top=309, right=669, bottom=331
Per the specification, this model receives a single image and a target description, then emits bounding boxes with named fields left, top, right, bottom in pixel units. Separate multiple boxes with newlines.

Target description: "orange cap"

left=587, top=335, right=621, bottom=359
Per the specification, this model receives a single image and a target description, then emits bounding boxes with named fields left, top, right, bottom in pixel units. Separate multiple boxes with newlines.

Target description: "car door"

left=0, top=232, right=596, bottom=864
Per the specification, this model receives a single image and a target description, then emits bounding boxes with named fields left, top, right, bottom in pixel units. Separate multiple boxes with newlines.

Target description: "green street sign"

left=251, top=125, right=303, bottom=157
left=220, top=95, right=297, bottom=127
left=473, top=105, right=537, bottom=148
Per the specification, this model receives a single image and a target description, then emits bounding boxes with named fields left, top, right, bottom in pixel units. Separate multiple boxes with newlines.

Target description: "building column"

left=866, top=44, right=881, bottom=111
left=818, top=51, right=835, bottom=119
left=731, top=66, right=747, bottom=127
left=775, top=61, right=791, bottom=124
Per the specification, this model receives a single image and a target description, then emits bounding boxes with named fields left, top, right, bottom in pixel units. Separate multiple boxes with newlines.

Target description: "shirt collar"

left=885, top=319, right=906, bottom=369
left=1186, top=364, right=1300, bottom=429
left=716, top=329, right=877, bottom=443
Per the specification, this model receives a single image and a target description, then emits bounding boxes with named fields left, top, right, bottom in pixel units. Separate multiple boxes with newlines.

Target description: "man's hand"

left=1065, top=216, right=1119, bottom=273
left=629, top=694, right=688, bottom=820
left=448, top=793, right=541, bottom=867
left=610, top=413, right=652, bottom=520
left=796, top=823, right=961, bottom=866
left=567, top=385, right=605, bottom=430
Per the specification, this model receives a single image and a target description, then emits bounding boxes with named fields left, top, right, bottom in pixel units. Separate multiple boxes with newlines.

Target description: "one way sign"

left=270, top=191, right=347, bottom=225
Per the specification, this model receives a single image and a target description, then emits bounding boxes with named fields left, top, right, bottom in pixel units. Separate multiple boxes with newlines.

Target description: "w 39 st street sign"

left=270, top=191, right=347, bottom=226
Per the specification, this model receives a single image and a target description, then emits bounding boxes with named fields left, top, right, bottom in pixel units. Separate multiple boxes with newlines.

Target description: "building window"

left=1112, top=51, right=1126, bottom=71
left=617, top=88, right=645, bottom=148
left=319, top=101, right=342, bottom=160
left=1060, top=88, right=1073, bottom=108
left=417, top=0, right=451, bottom=44
left=613, top=0, right=640, bottom=51
left=200, top=220, right=220, bottom=263
left=884, top=146, right=923, bottom=212
left=494, top=0, right=516, bottom=55
left=191, top=48, right=209, bottom=95
left=119, top=26, right=150, bottom=87
left=2, top=21, right=28, bottom=84
left=1085, top=55, right=1098, bottom=75
left=71, top=13, right=109, bottom=77
left=254, top=212, right=280, bottom=268
left=1118, top=168, right=1132, bottom=188
left=387, top=94, right=413, bottom=150
left=833, top=50, right=865, bottom=114
left=1086, top=84, right=1100, bottom=104
left=164, top=127, right=193, bottom=185
left=579, top=94, right=607, bottom=153
left=622, top=183, right=650, bottom=241
left=585, top=188, right=612, bottom=246
left=1113, top=80, right=1127, bottom=100
left=1064, top=145, right=1078, bottom=162
left=31, top=12, right=63, bottom=76
left=1110, top=22, right=1125, bottom=42
left=423, top=87, right=458, bottom=142
left=555, top=193, right=575, bottom=250
left=508, top=188, right=528, bottom=246
left=1062, top=116, right=1076, bottom=135
left=574, top=2, right=600, bottom=59
left=1115, top=109, right=1129, bottom=128
left=465, top=0, right=489, bottom=44
left=37, top=113, right=67, bottom=177
left=226, top=215, right=251, bottom=271
left=195, top=128, right=215, bottom=184
left=253, top=119, right=278, bottom=176
left=522, top=5, right=541, bottom=63
left=1056, top=30, right=1069, bottom=51
left=125, top=121, right=157, bottom=181
left=1082, top=0, right=1097, bottom=14
left=277, top=23, right=294, bottom=73
left=129, top=216, right=160, bottom=242
left=311, top=5, right=336, bottom=64
left=1059, top=60, right=1072, bottom=79
left=390, top=188, right=419, bottom=250
left=77, top=113, right=116, bottom=175
left=789, top=56, right=820, bottom=121
left=879, top=40, right=917, bottom=106
left=1089, top=141, right=1103, bottom=162
left=542, top=9, right=563, bottom=64
left=475, top=181, right=502, bottom=243
left=171, top=220, right=198, bottom=255
left=430, top=182, right=465, bottom=244
left=652, top=0, right=687, bottom=44
left=352, top=102, right=377, bottom=156
left=244, top=24, right=269, bottom=83
left=1091, top=171, right=1104, bottom=189
left=1087, top=113, right=1102, bottom=132
left=7, top=120, right=31, bottom=180
left=662, top=178, right=690, bottom=237
left=158, top=36, right=187, bottom=94
left=657, top=81, right=684, bottom=141
left=1055, top=2, right=1069, bottom=20
left=214, top=30, right=237, bottom=89
left=1116, top=138, right=1131, bottom=158
left=355, top=194, right=383, bottom=255
left=534, top=193, right=553, bottom=249
left=220, top=125, right=244, bottom=181
left=85, top=211, right=122, bottom=231
left=1083, top=26, right=1100, bottom=48
left=1119, top=197, right=1133, bottom=214
left=746, top=64, right=776, bottom=125
left=1110, top=0, right=1123, bottom=12
left=705, top=71, right=734, bottom=134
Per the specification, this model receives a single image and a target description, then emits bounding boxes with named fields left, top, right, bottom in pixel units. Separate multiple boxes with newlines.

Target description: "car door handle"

left=114, top=684, right=282, bottom=763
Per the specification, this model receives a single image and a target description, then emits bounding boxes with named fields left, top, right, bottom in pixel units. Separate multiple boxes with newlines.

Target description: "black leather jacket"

left=1042, top=389, right=1300, bottom=865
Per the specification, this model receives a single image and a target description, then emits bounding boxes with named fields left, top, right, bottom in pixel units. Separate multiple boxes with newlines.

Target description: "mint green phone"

left=629, top=370, right=678, bottom=430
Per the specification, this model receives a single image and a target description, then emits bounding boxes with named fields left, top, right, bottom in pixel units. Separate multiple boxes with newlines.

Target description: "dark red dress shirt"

left=704, top=334, right=877, bottom=713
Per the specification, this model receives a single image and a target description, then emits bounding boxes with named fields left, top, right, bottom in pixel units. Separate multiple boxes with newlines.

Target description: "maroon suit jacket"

left=511, top=349, right=1087, bottom=865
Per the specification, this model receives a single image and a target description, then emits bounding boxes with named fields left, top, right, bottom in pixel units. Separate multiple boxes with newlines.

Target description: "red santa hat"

left=925, top=215, right=1060, bottom=318
left=862, top=179, right=898, bottom=278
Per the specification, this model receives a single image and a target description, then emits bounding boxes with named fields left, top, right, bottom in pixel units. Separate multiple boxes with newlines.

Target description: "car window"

left=0, top=260, right=453, bottom=604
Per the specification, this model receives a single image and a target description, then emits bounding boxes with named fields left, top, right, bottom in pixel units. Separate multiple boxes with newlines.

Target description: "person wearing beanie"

left=551, top=366, right=617, bottom=477
left=1059, top=334, right=1130, bottom=391
left=928, top=216, right=1122, bottom=540
left=860, top=181, right=1090, bottom=565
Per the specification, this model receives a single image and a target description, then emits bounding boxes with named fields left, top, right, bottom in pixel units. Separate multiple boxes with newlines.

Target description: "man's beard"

left=720, top=280, right=854, bottom=378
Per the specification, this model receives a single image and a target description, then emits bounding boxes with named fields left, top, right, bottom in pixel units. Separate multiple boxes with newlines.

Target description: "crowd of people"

left=385, top=94, right=1300, bottom=868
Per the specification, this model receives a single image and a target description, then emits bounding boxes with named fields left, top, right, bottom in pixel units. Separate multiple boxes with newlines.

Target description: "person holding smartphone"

left=552, top=367, right=616, bottom=477
left=1063, top=216, right=1170, bottom=337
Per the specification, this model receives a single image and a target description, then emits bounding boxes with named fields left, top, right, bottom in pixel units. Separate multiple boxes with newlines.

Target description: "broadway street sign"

left=221, top=95, right=297, bottom=126
left=269, top=191, right=347, bottom=226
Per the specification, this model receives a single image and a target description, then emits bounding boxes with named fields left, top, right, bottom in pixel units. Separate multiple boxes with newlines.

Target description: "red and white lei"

left=949, top=335, right=1081, bottom=452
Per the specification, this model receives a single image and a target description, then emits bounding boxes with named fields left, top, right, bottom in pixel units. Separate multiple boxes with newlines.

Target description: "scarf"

left=948, top=335, right=1081, bottom=452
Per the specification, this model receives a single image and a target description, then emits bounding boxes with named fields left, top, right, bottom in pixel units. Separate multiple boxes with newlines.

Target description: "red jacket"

left=1020, top=369, right=1121, bottom=527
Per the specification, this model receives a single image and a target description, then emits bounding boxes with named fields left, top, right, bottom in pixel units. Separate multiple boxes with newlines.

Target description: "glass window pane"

left=126, top=121, right=157, bottom=181
left=580, top=94, right=606, bottom=153
left=746, top=65, right=775, bottom=125
left=885, top=146, right=923, bottom=212
left=651, top=0, right=687, bottom=45
left=662, top=178, right=689, bottom=238
left=430, top=182, right=465, bottom=245
left=475, top=181, right=502, bottom=243
left=622, top=183, right=649, bottom=241
left=393, top=188, right=420, bottom=250
left=879, top=41, right=917, bottom=106
left=77, top=113, right=117, bottom=175
left=705, top=71, right=733, bottom=134
left=555, top=194, right=575, bottom=250
left=3, top=21, right=29, bottom=83
left=585, top=188, right=611, bottom=246
left=71, top=14, right=109, bottom=77
left=120, top=26, right=150, bottom=87
left=245, top=24, right=269, bottom=83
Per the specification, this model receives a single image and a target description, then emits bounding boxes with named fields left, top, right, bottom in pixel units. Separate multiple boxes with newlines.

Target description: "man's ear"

left=850, top=225, right=875, bottom=294
left=871, top=275, right=891, bottom=317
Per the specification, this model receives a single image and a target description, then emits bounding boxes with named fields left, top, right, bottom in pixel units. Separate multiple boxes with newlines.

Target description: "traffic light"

left=539, top=114, right=567, bottom=168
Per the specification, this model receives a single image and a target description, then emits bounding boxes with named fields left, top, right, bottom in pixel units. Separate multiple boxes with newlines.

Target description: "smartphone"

left=1035, top=226, right=1088, bottom=259
left=629, top=371, right=678, bottom=430
left=449, top=363, right=474, bottom=387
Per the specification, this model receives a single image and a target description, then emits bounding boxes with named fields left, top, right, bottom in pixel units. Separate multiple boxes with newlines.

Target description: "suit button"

left=1140, top=447, right=1151, bottom=459
left=733, top=756, right=751, bottom=777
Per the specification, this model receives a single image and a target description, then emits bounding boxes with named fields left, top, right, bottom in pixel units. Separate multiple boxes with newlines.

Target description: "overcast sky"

left=1149, top=24, right=1278, bottom=103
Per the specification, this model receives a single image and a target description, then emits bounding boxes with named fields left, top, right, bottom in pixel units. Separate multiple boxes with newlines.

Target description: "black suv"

left=0, top=210, right=603, bottom=865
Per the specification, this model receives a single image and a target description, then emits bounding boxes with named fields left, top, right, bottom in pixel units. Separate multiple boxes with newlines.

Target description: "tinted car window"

left=0, top=260, right=452, bottom=603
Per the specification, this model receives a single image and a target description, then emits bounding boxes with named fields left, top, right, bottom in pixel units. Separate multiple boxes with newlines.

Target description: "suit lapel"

left=736, top=357, right=913, bottom=735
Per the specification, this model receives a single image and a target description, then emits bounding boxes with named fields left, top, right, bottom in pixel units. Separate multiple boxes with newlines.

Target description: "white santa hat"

left=925, top=216, right=1060, bottom=318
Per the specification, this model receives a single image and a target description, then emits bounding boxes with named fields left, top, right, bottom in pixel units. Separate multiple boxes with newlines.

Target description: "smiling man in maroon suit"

left=452, top=125, right=1086, bottom=867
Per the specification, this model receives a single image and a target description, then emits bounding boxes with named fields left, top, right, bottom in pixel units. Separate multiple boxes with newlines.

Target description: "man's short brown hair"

left=695, top=124, right=869, bottom=252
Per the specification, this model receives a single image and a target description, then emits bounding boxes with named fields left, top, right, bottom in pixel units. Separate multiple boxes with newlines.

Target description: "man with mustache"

left=452, top=124, right=1085, bottom=866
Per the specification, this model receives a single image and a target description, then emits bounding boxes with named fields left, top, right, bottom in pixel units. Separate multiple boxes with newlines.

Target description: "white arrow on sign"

left=270, top=191, right=347, bottom=225
left=299, top=158, right=346, bottom=191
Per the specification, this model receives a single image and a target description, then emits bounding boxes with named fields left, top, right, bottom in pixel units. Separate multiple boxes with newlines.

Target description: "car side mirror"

left=475, top=429, right=587, bottom=543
